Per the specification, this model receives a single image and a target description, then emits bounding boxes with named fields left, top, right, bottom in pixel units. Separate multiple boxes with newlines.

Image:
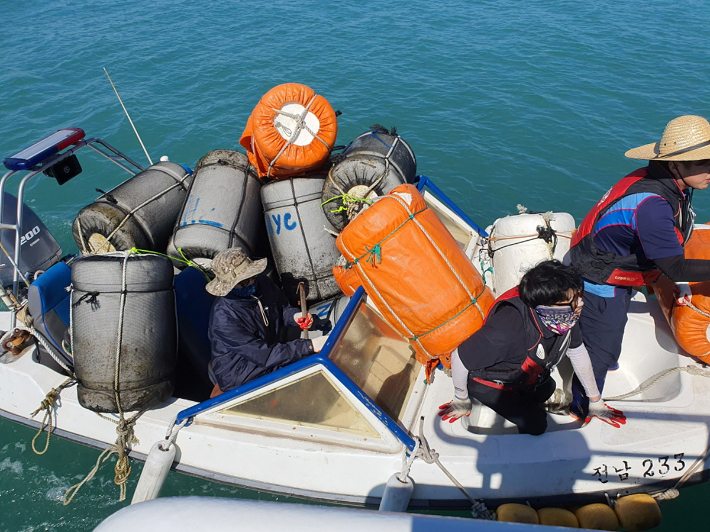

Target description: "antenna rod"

left=103, top=67, right=153, bottom=166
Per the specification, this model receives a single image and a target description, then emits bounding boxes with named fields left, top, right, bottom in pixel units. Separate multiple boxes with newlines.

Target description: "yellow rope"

left=30, top=378, right=75, bottom=455
left=63, top=410, right=142, bottom=505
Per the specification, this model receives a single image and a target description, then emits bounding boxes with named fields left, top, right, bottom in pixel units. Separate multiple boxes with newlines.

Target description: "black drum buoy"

left=73, top=162, right=192, bottom=255
left=71, top=252, right=177, bottom=413
left=321, top=126, right=416, bottom=231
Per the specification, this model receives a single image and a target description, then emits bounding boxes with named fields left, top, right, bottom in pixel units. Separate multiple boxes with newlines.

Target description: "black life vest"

left=570, top=167, right=694, bottom=286
left=470, top=287, right=572, bottom=390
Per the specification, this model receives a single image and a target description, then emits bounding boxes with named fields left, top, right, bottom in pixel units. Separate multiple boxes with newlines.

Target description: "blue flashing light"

left=3, top=128, right=85, bottom=171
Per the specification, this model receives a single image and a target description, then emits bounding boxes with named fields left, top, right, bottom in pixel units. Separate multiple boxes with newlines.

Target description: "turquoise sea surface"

left=2, top=1, right=710, bottom=530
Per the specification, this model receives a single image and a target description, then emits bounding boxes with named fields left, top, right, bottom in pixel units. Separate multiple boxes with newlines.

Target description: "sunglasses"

left=553, top=288, right=584, bottom=312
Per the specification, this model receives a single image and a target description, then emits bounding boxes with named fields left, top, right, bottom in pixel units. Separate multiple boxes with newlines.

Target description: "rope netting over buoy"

left=63, top=250, right=149, bottom=504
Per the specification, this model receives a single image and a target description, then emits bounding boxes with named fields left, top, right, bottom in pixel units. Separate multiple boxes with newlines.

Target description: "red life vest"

left=471, top=288, right=572, bottom=391
left=570, top=167, right=693, bottom=286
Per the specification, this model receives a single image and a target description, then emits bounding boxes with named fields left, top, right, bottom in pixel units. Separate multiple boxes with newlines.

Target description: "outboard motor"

left=0, top=192, right=62, bottom=288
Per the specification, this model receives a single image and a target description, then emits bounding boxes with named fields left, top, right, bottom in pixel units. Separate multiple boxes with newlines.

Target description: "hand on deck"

left=438, top=396, right=472, bottom=423
left=587, top=399, right=626, bottom=428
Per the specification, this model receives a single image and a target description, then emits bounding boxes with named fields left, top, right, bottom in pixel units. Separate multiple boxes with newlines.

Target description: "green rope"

left=479, top=262, right=493, bottom=287
left=365, top=243, right=381, bottom=266
left=321, top=193, right=374, bottom=214
left=130, top=247, right=210, bottom=281
left=351, top=208, right=427, bottom=266
left=409, top=285, right=488, bottom=342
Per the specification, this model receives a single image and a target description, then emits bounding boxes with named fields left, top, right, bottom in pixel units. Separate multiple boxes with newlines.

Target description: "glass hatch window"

left=220, top=369, right=380, bottom=437
left=424, top=194, right=475, bottom=250
left=328, top=302, right=418, bottom=424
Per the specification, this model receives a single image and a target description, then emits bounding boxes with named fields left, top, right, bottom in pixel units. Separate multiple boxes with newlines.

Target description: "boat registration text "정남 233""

left=591, top=453, right=686, bottom=484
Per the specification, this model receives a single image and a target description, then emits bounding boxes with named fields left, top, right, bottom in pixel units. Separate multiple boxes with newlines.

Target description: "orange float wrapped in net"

left=240, top=83, right=338, bottom=179
left=335, top=184, right=495, bottom=379
left=652, top=225, right=710, bottom=362
left=333, top=264, right=361, bottom=297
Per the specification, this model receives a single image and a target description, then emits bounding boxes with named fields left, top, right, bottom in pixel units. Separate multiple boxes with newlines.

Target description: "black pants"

left=570, top=289, right=631, bottom=418
left=468, top=377, right=556, bottom=435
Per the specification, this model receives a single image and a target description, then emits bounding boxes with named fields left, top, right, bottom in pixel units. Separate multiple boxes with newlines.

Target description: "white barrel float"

left=72, top=162, right=192, bottom=254
left=170, top=150, right=267, bottom=270
left=487, top=212, right=575, bottom=295
left=308, top=294, right=351, bottom=325
left=71, top=252, right=177, bottom=413
left=321, top=126, right=416, bottom=231
left=262, top=177, right=341, bottom=302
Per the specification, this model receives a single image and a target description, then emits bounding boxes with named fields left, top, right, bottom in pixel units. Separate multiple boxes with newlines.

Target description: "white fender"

left=378, top=473, right=414, bottom=512
left=131, top=440, right=176, bottom=504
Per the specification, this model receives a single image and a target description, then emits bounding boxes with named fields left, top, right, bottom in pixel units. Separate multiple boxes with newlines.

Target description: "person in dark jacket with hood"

left=206, top=247, right=330, bottom=395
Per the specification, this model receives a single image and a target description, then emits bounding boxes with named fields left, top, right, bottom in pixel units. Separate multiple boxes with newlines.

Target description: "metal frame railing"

left=0, top=137, right=144, bottom=327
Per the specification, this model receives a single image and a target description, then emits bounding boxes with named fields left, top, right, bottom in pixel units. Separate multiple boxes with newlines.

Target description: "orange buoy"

left=335, top=184, right=495, bottom=379
left=537, top=507, right=579, bottom=528
left=240, top=83, right=337, bottom=179
left=332, top=264, right=361, bottom=297
left=497, top=503, right=539, bottom=524
left=614, top=494, right=661, bottom=531
left=574, top=503, right=619, bottom=531
left=652, top=225, right=710, bottom=362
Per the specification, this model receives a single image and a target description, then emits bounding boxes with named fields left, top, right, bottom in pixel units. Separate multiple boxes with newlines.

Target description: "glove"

left=675, top=283, right=692, bottom=306
left=310, top=334, right=330, bottom=353
left=586, top=398, right=626, bottom=428
left=437, top=396, right=472, bottom=423
left=294, top=312, right=314, bottom=330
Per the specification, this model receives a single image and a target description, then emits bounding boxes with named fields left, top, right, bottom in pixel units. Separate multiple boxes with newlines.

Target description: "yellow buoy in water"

left=497, top=503, right=539, bottom=524
left=575, top=503, right=619, bottom=531
left=614, top=494, right=662, bottom=531
left=538, top=507, right=579, bottom=528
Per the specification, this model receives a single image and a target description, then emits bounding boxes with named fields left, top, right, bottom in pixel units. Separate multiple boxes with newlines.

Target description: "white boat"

left=1, top=128, right=709, bottom=513
left=92, top=496, right=591, bottom=532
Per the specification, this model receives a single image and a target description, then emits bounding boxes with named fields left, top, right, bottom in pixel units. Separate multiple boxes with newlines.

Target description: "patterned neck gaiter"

left=534, top=305, right=581, bottom=335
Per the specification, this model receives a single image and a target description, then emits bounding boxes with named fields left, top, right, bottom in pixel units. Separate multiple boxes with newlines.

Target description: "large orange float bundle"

left=240, top=83, right=338, bottom=179
left=334, top=184, right=495, bottom=379
left=652, top=225, right=710, bottom=362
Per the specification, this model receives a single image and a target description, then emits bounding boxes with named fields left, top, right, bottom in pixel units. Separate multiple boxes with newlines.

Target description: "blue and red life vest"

left=570, top=167, right=694, bottom=286
left=470, top=288, right=571, bottom=390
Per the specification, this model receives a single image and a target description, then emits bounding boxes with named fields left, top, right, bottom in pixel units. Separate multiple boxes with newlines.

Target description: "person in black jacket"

left=206, top=248, right=330, bottom=394
left=439, top=261, right=625, bottom=435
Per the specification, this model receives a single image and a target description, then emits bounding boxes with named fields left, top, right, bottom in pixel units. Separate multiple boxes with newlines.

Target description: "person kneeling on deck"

left=438, top=260, right=626, bottom=435
left=206, top=248, right=330, bottom=397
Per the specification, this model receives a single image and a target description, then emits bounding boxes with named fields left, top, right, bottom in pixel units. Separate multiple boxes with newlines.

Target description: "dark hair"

left=518, top=260, right=582, bottom=308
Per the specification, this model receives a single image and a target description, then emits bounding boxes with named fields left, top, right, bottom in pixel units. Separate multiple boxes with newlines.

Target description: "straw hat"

left=205, top=248, right=267, bottom=297
left=625, top=115, right=710, bottom=161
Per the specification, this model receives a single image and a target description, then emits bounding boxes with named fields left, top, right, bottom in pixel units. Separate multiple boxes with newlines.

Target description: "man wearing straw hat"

left=570, top=115, right=710, bottom=420
left=206, top=248, right=330, bottom=396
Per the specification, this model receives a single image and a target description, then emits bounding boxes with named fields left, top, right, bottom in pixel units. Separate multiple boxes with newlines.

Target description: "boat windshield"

left=425, top=195, right=475, bottom=250
left=328, top=300, right=418, bottom=425
left=219, top=368, right=380, bottom=437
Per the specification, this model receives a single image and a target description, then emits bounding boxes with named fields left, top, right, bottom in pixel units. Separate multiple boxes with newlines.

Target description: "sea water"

left=1, top=0, right=710, bottom=530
